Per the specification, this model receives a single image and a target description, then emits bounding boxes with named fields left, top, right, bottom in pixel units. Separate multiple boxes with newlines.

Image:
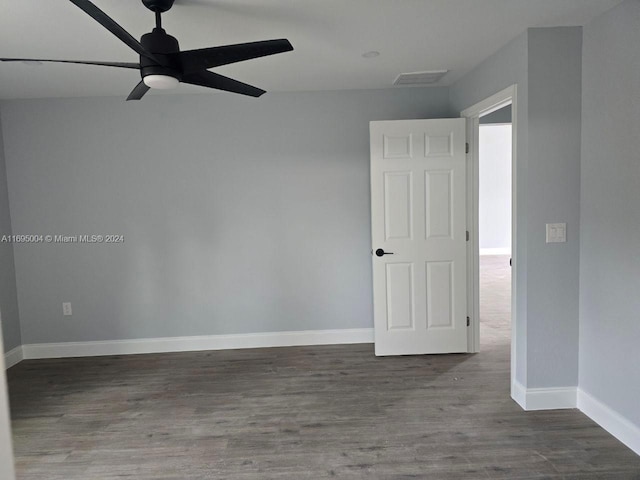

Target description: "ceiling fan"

left=0, top=0, right=294, bottom=100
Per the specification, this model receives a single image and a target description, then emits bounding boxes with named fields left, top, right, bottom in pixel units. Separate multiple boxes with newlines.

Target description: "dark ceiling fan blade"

left=175, top=39, right=293, bottom=74
left=68, top=0, right=165, bottom=65
left=182, top=70, right=265, bottom=97
left=0, top=58, right=139, bottom=69
left=126, top=80, right=151, bottom=101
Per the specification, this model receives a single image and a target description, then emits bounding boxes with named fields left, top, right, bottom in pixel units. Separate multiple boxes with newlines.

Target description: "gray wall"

left=450, top=27, right=582, bottom=389
left=580, top=0, right=640, bottom=426
left=526, top=27, right=582, bottom=388
left=0, top=88, right=452, bottom=344
left=480, top=105, right=512, bottom=125
left=0, top=115, right=21, bottom=353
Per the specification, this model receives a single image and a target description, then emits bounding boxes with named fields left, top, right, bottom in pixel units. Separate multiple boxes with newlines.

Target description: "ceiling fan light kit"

left=143, top=74, right=179, bottom=89
left=1, top=0, right=293, bottom=101
left=138, top=25, right=182, bottom=89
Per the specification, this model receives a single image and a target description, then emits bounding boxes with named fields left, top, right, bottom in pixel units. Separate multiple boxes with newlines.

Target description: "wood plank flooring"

left=479, top=255, right=512, bottom=345
left=6, top=256, right=640, bottom=479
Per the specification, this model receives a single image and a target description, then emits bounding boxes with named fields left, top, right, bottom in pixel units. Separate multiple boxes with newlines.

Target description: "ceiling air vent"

left=393, top=70, right=449, bottom=86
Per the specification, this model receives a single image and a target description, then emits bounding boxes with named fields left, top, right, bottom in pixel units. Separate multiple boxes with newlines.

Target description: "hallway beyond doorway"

left=480, top=254, right=511, bottom=348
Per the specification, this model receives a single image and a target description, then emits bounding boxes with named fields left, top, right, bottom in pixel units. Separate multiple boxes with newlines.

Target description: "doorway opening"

left=478, top=107, right=512, bottom=351
left=461, top=85, right=517, bottom=395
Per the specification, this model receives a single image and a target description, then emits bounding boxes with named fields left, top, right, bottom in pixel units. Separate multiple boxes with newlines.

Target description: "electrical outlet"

left=62, top=302, right=72, bottom=316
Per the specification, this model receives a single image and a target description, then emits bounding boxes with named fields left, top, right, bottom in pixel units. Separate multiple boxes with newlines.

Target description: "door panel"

left=384, top=172, right=413, bottom=240
left=385, top=263, right=415, bottom=330
left=426, top=261, right=454, bottom=328
left=425, top=169, right=453, bottom=239
left=371, top=119, right=467, bottom=356
left=425, top=133, right=453, bottom=157
left=384, top=134, right=413, bottom=158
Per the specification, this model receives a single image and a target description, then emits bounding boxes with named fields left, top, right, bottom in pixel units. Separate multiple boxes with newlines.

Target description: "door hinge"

left=467, top=316, right=470, bottom=327
left=465, top=142, right=469, bottom=154
left=466, top=230, right=470, bottom=242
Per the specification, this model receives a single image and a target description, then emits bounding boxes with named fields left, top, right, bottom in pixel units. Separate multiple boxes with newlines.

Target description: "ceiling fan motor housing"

left=140, top=28, right=181, bottom=81
left=142, top=0, right=175, bottom=13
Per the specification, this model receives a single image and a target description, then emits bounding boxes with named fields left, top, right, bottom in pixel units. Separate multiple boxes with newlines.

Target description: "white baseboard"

left=511, top=381, right=577, bottom=410
left=21, top=328, right=374, bottom=360
left=3, top=346, right=23, bottom=370
left=525, top=386, right=577, bottom=410
left=578, top=388, right=640, bottom=456
left=511, top=380, right=527, bottom=409
left=511, top=382, right=640, bottom=456
left=480, top=248, right=511, bottom=256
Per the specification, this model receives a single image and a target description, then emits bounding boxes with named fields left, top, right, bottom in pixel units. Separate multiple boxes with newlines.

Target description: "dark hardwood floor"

left=6, top=256, right=640, bottom=479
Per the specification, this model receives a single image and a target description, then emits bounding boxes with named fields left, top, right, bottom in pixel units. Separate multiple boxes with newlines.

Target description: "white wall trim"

left=3, top=346, right=23, bottom=370
left=479, top=122, right=512, bottom=127
left=20, top=328, right=374, bottom=360
left=461, top=84, right=517, bottom=378
left=511, top=381, right=577, bottom=411
left=525, top=386, right=577, bottom=411
left=512, top=384, right=640, bottom=455
left=461, top=85, right=516, bottom=118
left=480, top=248, right=511, bottom=256
left=0, top=327, right=17, bottom=479
left=578, top=388, right=640, bottom=456
left=511, top=380, right=527, bottom=409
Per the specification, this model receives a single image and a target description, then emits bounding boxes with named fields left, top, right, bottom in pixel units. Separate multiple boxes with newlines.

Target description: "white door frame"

left=0, top=316, right=17, bottom=480
left=461, top=85, right=517, bottom=381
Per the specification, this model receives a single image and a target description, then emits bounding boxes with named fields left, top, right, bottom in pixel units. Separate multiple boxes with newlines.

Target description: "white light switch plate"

left=63, top=302, right=72, bottom=316
left=546, top=223, right=566, bottom=243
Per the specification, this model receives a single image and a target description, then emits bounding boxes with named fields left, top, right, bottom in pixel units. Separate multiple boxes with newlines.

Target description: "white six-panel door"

left=370, top=119, right=468, bottom=356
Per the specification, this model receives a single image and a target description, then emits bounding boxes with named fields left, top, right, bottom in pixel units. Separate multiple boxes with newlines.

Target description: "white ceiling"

left=0, top=0, right=623, bottom=100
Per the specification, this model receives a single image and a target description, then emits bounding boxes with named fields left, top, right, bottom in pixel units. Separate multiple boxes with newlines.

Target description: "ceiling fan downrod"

left=142, top=0, right=174, bottom=28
